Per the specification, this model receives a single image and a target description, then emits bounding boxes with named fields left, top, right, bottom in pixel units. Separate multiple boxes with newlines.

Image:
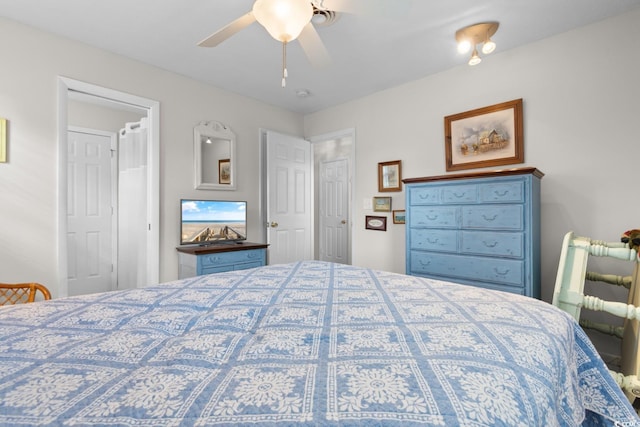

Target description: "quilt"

left=0, top=261, right=638, bottom=426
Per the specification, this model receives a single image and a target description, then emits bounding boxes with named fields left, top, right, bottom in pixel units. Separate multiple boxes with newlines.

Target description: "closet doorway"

left=57, top=77, right=160, bottom=297
left=311, top=129, right=354, bottom=265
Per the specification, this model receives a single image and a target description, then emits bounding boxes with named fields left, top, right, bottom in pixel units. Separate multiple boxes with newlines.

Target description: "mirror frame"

left=194, top=120, right=236, bottom=190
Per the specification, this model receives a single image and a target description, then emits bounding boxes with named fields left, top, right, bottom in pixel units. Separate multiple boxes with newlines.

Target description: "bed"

left=0, top=261, right=638, bottom=426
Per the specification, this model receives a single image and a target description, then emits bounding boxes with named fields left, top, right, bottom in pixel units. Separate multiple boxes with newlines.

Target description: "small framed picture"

left=378, top=160, right=402, bottom=192
left=365, top=215, right=387, bottom=231
left=373, top=196, right=391, bottom=212
left=392, top=210, right=405, bottom=224
left=218, top=158, right=231, bottom=184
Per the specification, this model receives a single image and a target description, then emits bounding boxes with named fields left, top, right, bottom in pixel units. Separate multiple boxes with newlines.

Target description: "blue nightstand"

left=177, top=242, right=268, bottom=279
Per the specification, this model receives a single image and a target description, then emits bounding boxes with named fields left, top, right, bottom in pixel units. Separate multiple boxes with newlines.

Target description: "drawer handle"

left=418, top=194, right=430, bottom=199
left=481, top=214, right=498, bottom=221
left=494, top=267, right=510, bottom=276
left=419, top=260, right=431, bottom=266
left=494, top=190, right=509, bottom=197
left=483, top=241, right=498, bottom=248
left=248, top=253, right=258, bottom=259
left=427, top=238, right=439, bottom=244
left=453, top=192, right=467, bottom=198
left=426, top=214, right=438, bottom=220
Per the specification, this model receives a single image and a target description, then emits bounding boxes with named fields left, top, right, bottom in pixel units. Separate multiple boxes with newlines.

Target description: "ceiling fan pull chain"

left=282, top=41, right=288, bottom=88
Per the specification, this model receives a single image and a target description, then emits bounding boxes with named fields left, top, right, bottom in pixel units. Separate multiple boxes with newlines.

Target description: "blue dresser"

left=404, top=168, right=543, bottom=298
left=177, top=242, right=268, bottom=279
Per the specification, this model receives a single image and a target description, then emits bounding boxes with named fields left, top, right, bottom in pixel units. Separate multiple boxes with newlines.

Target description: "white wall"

left=2, top=9, right=639, bottom=305
left=304, top=9, right=640, bottom=303
left=68, top=100, right=145, bottom=132
left=0, top=17, right=303, bottom=296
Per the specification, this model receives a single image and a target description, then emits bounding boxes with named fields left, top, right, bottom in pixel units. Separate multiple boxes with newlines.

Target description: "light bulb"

left=468, top=48, right=481, bottom=66
left=457, top=39, right=471, bottom=54
left=482, top=39, right=496, bottom=54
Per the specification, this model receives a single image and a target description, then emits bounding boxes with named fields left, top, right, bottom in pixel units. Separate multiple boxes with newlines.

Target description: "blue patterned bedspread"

left=0, top=261, right=638, bottom=426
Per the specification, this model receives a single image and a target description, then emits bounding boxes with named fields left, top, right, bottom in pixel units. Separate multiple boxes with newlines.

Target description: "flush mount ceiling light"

left=455, top=22, right=499, bottom=66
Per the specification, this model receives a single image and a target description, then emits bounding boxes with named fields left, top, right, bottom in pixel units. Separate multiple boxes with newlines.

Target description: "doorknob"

left=270, top=222, right=279, bottom=228
left=341, top=220, right=347, bottom=224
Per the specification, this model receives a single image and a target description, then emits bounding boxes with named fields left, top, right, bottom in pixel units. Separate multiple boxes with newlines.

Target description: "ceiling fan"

left=197, top=0, right=394, bottom=87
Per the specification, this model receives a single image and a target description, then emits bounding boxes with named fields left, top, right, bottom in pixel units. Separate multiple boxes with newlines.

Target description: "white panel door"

left=67, top=130, right=115, bottom=295
left=266, top=131, right=312, bottom=264
left=319, top=158, right=349, bottom=263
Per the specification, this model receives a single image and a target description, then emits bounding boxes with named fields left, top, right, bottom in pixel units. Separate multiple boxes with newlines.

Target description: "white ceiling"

left=2, top=0, right=639, bottom=114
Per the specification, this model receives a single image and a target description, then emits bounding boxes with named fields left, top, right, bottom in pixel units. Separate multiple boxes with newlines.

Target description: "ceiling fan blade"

left=197, top=11, right=256, bottom=47
left=312, top=0, right=408, bottom=17
left=297, top=23, right=332, bottom=68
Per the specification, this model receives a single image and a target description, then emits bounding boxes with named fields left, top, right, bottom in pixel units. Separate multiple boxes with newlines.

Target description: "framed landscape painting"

left=444, top=98, right=523, bottom=171
left=373, top=196, right=391, bottom=212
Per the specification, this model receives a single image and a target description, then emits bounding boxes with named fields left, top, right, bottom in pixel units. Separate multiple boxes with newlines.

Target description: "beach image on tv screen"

left=181, top=200, right=246, bottom=244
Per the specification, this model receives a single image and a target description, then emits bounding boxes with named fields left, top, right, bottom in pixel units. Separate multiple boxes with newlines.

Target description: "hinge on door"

left=111, top=264, right=114, bottom=272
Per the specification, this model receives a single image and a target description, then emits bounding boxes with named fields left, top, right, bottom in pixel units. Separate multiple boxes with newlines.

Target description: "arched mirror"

left=194, top=121, right=236, bottom=190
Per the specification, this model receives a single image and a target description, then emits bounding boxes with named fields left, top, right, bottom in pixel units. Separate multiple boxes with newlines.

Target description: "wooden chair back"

left=552, top=231, right=640, bottom=402
left=0, top=283, right=52, bottom=305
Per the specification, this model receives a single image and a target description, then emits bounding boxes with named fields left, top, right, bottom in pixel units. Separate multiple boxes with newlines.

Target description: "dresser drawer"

left=201, top=265, right=235, bottom=274
left=200, top=249, right=265, bottom=267
left=201, top=260, right=263, bottom=275
left=479, top=181, right=524, bottom=203
left=410, top=252, right=524, bottom=287
left=409, top=206, right=458, bottom=228
left=409, top=229, right=458, bottom=252
left=461, top=231, right=523, bottom=258
left=409, top=186, right=441, bottom=205
left=442, top=184, right=477, bottom=204
left=462, top=205, right=523, bottom=230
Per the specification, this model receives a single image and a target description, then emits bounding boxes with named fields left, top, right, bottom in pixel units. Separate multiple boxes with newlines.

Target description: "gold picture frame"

left=218, top=158, right=231, bottom=184
left=444, top=98, right=524, bottom=171
left=378, top=160, right=402, bottom=192
left=0, top=118, right=7, bottom=163
left=373, top=196, right=391, bottom=212
left=392, top=210, right=405, bottom=224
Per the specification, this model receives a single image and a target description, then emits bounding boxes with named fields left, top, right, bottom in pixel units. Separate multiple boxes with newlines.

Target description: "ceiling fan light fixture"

left=253, top=0, right=313, bottom=43
left=252, top=0, right=313, bottom=88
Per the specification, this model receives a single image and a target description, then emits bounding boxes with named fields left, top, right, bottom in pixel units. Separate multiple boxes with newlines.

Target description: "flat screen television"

left=180, top=199, right=247, bottom=245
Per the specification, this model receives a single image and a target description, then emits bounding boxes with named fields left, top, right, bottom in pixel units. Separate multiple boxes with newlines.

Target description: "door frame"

left=57, top=77, right=160, bottom=297
left=309, top=128, right=355, bottom=265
